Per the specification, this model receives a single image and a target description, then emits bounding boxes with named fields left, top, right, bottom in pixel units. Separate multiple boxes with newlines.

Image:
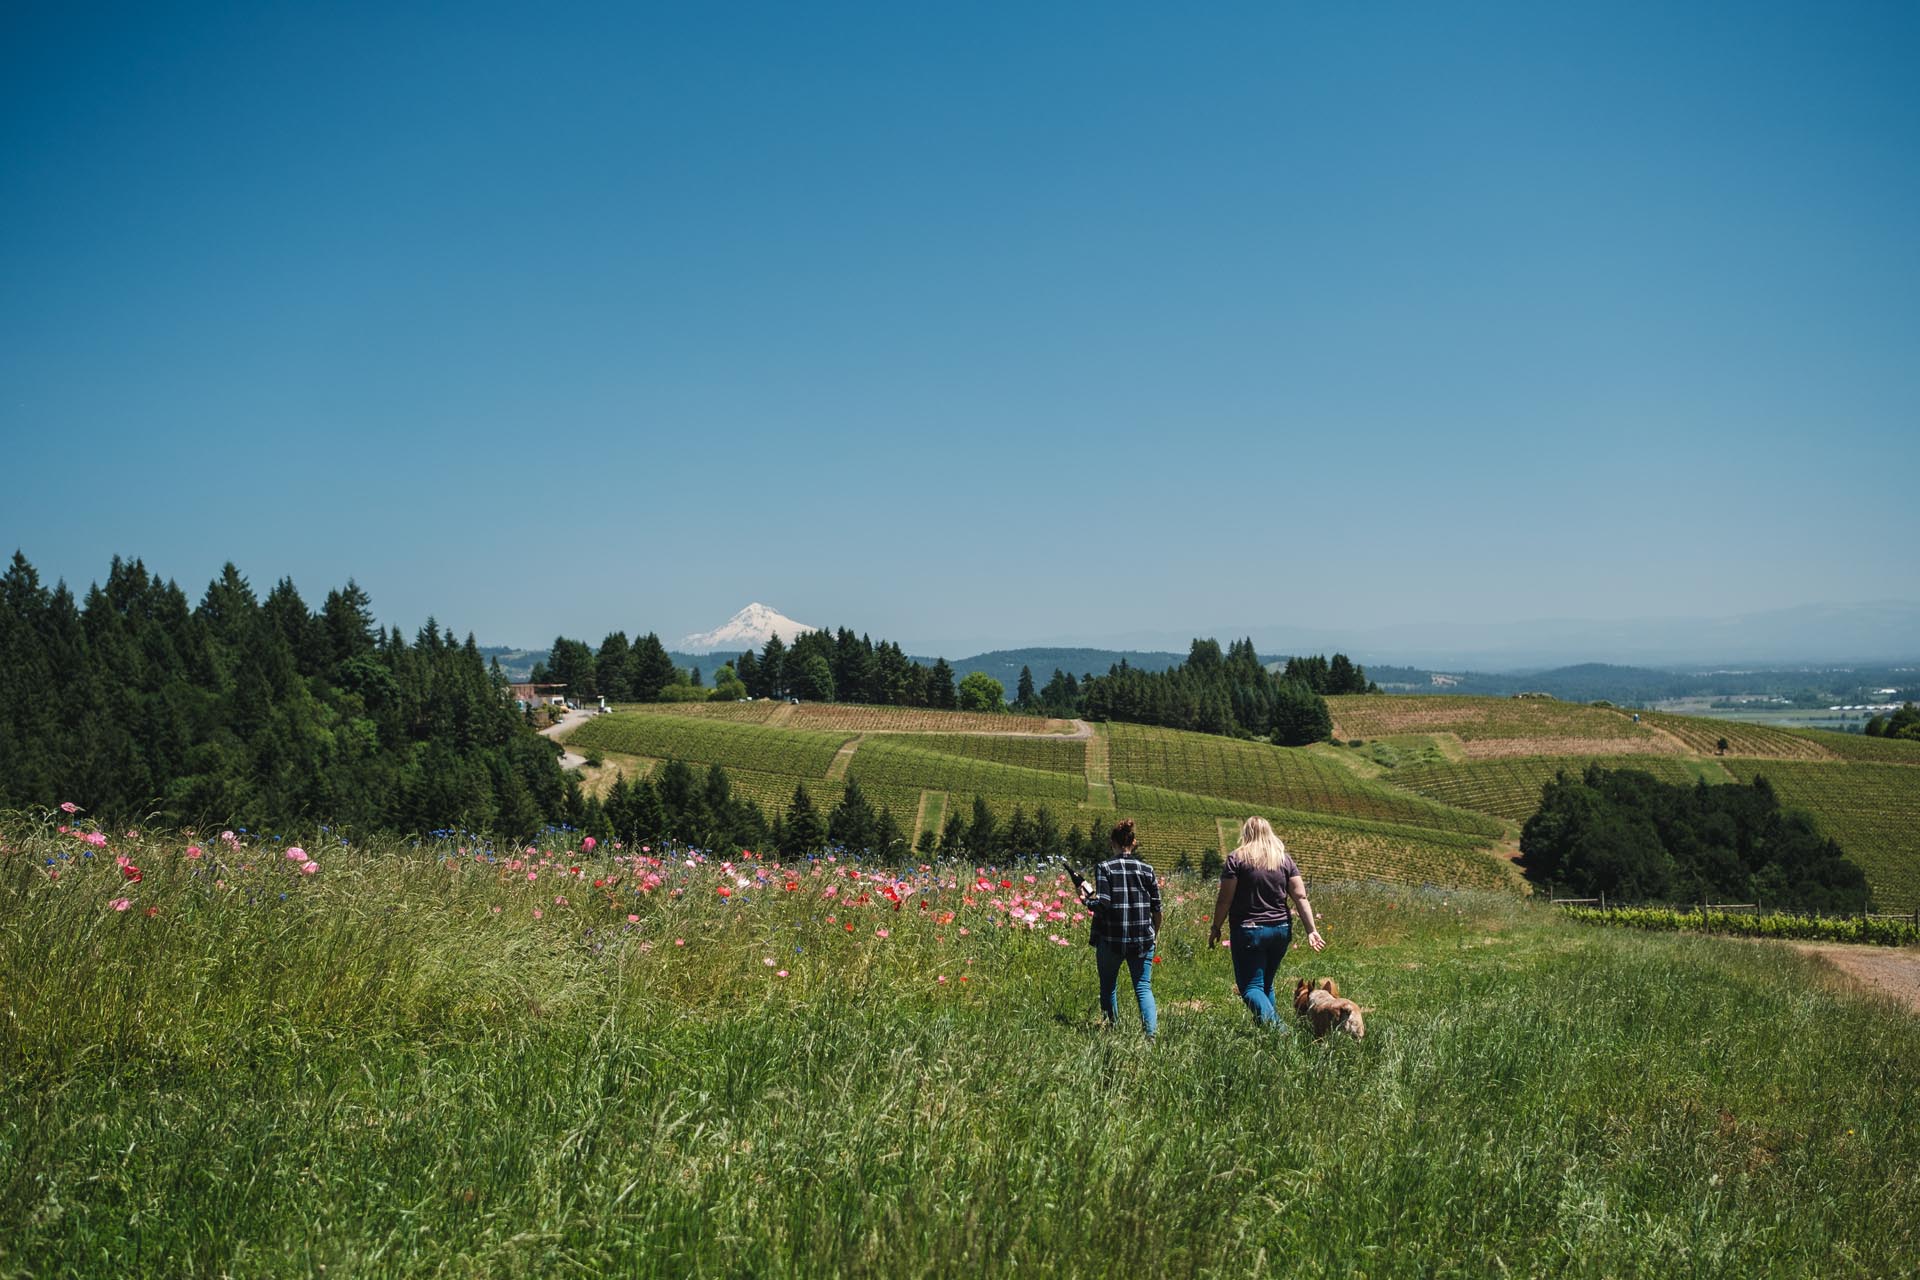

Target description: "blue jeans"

left=1095, top=942, right=1158, bottom=1038
left=1231, top=922, right=1292, bottom=1025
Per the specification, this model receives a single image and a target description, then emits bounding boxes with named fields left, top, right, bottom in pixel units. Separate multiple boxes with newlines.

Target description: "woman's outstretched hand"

left=1306, top=929, right=1326, bottom=952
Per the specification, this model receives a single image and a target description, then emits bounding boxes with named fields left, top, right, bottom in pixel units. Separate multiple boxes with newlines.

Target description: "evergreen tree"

left=595, top=632, right=632, bottom=702
left=759, top=635, right=788, bottom=698
left=928, top=658, right=958, bottom=710
left=735, top=651, right=761, bottom=698
left=795, top=653, right=836, bottom=702
left=1015, top=666, right=1037, bottom=711
left=828, top=775, right=879, bottom=853
left=782, top=783, right=827, bottom=856
left=968, top=796, right=998, bottom=860
left=629, top=633, right=678, bottom=702
left=939, top=809, right=968, bottom=857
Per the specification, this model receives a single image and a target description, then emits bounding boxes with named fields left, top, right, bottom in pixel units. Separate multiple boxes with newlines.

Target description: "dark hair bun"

left=1110, top=818, right=1136, bottom=849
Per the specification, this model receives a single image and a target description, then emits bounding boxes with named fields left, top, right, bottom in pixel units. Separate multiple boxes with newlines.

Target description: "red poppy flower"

left=717, top=886, right=731, bottom=898
left=122, top=864, right=142, bottom=883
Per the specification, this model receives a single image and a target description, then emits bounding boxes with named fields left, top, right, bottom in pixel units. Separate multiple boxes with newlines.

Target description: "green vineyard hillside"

left=567, top=706, right=1515, bottom=888
left=565, top=697, right=1920, bottom=908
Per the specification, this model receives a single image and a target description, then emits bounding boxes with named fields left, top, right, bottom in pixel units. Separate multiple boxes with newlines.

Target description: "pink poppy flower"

left=532, top=909, right=544, bottom=920
left=300, top=861, right=318, bottom=875
left=627, top=913, right=640, bottom=923
left=776, top=969, right=789, bottom=978
left=60, top=801, right=79, bottom=814
left=109, top=898, right=131, bottom=911
left=674, top=938, right=685, bottom=947
left=874, top=928, right=889, bottom=939
left=186, top=845, right=202, bottom=859
left=286, top=849, right=304, bottom=861
left=581, top=837, right=597, bottom=852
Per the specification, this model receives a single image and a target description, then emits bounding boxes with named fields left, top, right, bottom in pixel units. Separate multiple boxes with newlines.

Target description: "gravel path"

left=1792, top=942, right=1920, bottom=1016
left=539, top=707, right=597, bottom=770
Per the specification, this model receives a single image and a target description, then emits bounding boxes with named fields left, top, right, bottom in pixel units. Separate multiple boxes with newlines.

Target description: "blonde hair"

left=1230, top=816, right=1291, bottom=871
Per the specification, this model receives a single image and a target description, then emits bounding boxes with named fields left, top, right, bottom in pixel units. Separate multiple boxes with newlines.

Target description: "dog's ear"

left=1294, top=978, right=1310, bottom=996
left=1318, top=978, right=1339, bottom=997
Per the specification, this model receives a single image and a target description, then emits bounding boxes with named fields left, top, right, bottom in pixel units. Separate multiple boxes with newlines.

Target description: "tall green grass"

left=4, top=821, right=1917, bottom=1277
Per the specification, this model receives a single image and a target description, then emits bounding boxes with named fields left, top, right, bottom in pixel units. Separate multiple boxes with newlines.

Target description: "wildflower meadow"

left=4, top=809, right=1919, bottom=1277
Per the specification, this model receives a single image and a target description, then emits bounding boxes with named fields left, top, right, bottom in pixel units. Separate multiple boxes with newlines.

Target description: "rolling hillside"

left=565, top=695, right=1920, bottom=908
left=567, top=705, right=1520, bottom=889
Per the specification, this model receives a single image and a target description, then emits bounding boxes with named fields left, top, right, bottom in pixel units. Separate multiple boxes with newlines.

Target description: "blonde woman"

left=1208, top=817, right=1325, bottom=1025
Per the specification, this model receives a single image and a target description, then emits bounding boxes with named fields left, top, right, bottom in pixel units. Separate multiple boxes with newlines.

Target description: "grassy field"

left=5, top=823, right=1917, bottom=1277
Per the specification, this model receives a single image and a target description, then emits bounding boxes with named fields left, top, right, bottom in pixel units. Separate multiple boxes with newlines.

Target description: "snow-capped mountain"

left=679, top=603, right=819, bottom=654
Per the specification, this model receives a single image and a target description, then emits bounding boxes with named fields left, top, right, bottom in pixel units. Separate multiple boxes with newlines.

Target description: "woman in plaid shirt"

left=1081, top=818, right=1163, bottom=1040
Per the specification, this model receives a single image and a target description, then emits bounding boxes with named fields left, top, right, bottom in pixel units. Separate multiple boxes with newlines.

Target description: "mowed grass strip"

left=1721, top=760, right=1920, bottom=910
left=1385, top=755, right=1716, bottom=823
left=568, top=713, right=850, bottom=779
left=1328, top=694, right=1676, bottom=757
left=14, top=832, right=1908, bottom=1276
left=1106, top=723, right=1501, bottom=838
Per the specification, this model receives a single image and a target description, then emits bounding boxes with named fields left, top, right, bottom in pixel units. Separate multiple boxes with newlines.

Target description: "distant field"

left=786, top=705, right=1079, bottom=735
left=1387, top=756, right=1716, bottom=823
left=1782, top=727, right=1920, bottom=764
left=566, top=700, right=1920, bottom=903
left=568, top=715, right=849, bottom=778
left=845, top=739, right=1087, bottom=806
left=1637, top=710, right=1836, bottom=761
left=900, top=734, right=1086, bottom=774
left=1106, top=724, right=1501, bottom=837
left=1327, top=695, right=1675, bottom=758
left=567, top=705, right=1515, bottom=889
left=1721, top=760, right=1920, bottom=910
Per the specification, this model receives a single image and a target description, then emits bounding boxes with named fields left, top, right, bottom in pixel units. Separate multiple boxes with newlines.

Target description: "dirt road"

left=1792, top=942, right=1920, bottom=1016
left=539, top=706, right=597, bottom=770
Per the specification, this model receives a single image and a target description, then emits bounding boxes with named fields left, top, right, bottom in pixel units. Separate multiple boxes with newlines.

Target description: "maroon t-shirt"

left=1222, top=852, right=1301, bottom=927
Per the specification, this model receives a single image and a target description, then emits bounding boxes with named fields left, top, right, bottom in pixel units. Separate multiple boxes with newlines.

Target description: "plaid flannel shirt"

left=1083, top=855, right=1161, bottom=956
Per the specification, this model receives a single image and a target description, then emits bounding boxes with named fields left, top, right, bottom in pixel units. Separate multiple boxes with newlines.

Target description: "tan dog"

left=1293, top=978, right=1365, bottom=1039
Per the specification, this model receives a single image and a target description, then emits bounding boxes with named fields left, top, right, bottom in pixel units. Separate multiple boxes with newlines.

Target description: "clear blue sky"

left=4, top=1, right=1916, bottom=655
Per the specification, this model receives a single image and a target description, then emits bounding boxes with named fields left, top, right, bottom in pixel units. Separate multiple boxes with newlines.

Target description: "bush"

left=1561, top=905, right=1918, bottom=947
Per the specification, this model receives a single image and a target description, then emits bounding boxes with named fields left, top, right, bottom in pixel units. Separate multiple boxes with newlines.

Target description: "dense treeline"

left=1865, top=702, right=1920, bottom=741
left=1519, top=764, right=1871, bottom=912
left=1015, top=640, right=1366, bottom=746
left=577, top=764, right=1128, bottom=865
left=0, top=553, right=571, bottom=835
left=536, top=626, right=963, bottom=709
